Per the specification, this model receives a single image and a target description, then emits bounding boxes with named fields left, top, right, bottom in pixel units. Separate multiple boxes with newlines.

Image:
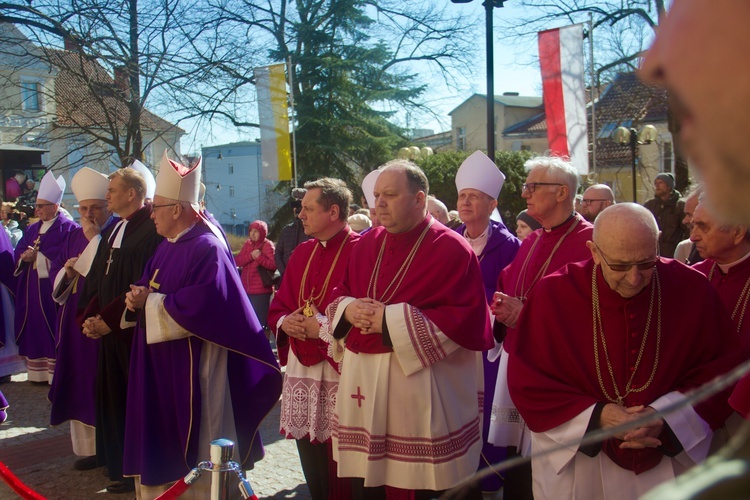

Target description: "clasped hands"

left=601, top=404, right=664, bottom=449
left=82, top=315, right=111, bottom=339
left=282, top=304, right=322, bottom=340
left=344, top=298, right=385, bottom=335
left=491, top=292, right=523, bottom=329
left=125, top=285, right=150, bottom=312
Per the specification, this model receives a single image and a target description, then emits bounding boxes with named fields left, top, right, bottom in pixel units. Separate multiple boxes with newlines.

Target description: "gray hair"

left=525, top=155, right=580, bottom=199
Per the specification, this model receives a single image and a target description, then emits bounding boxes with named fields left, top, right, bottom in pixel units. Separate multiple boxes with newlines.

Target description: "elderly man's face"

left=373, top=169, right=425, bottom=234
left=522, top=169, right=563, bottom=222
left=34, top=198, right=58, bottom=222
left=150, top=195, right=179, bottom=238
left=690, top=203, right=742, bottom=262
left=640, top=1, right=750, bottom=223
left=589, top=222, right=658, bottom=299
left=457, top=188, right=496, bottom=225
left=77, top=199, right=110, bottom=226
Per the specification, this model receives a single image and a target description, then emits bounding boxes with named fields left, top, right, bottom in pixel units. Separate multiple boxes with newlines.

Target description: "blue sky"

left=178, top=1, right=546, bottom=154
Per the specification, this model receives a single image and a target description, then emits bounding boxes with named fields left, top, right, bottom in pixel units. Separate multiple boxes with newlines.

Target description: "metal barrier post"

left=210, top=438, right=235, bottom=500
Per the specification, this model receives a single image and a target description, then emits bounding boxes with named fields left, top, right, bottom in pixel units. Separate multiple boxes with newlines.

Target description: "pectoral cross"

left=32, top=236, right=41, bottom=250
left=149, top=269, right=161, bottom=291
left=105, top=249, right=114, bottom=275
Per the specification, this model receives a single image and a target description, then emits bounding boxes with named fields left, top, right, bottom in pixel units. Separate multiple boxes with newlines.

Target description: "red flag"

left=539, top=24, right=589, bottom=174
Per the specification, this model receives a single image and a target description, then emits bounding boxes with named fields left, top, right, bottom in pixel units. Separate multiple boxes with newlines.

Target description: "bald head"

left=582, top=184, right=615, bottom=221
left=593, top=203, right=659, bottom=250
left=427, top=196, right=450, bottom=224
left=588, top=204, right=660, bottom=298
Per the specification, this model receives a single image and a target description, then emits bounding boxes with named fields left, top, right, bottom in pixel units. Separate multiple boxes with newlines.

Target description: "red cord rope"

left=0, top=461, right=46, bottom=500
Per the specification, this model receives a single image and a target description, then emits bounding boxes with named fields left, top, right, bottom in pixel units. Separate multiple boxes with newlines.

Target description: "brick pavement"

left=0, top=373, right=310, bottom=499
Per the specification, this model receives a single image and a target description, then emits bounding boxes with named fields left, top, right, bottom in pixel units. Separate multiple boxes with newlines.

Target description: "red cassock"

left=269, top=227, right=360, bottom=370
left=694, top=257, right=750, bottom=418
left=497, top=214, right=593, bottom=353
left=509, top=259, right=743, bottom=474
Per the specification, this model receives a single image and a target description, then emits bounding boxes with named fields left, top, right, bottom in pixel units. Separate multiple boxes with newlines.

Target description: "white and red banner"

left=538, top=24, right=589, bottom=174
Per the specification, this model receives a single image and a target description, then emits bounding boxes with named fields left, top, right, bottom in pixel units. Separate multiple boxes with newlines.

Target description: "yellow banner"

left=255, top=63, right=292, bottom=181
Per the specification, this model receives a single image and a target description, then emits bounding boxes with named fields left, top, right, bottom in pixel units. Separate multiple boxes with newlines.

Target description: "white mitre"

left=129, top=159, right=156, bottom=199
left=361, top=169, right=381, bottom=208
left=155, top=151, right=201, bottom=212
left=37, top=171, right=65, bottom=204
left=455, top=151, right=505, bottom=199
left=71, top=167, right=109, bottom=202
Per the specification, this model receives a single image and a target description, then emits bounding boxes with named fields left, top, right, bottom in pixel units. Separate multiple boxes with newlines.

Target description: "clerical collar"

left=168, top=222, right=195, bottom=243
left=318, top=225, right=349, bottom=249
left=542, top=212, right=576, bottom=233
left=463, top=223, right=490, bottom=256
left=40, top=214, right=58, bottom=234
left=718, top=249, right=750, bottom=274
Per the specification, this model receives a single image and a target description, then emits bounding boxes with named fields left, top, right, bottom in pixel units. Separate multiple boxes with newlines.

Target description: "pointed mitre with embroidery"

left=129, top=159, right=156, bottom=199
left=455, top=151, right=505, bottom=199
left=37, top=170, right=66, bottom=204
left=361, top=169, right=381, bottom=208
left=155, top=150, right=202, bottom=212
left=71, top=167, right=109, bottom=202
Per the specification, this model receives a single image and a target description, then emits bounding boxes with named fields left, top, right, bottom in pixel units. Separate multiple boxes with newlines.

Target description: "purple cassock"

left=0, top=227, right=23, bottom=378
left=123, top=222, right=283, bottom=486
left=0, top=389, right=7, bottom=423
left=48, top=218, right=117, bottom=427
left=14, top=215, right=78, bottom=361
left=455, top=219, right=520, bottom=492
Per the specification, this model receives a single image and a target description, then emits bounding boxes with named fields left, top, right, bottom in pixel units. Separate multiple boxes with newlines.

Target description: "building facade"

left=201, top=141, right=286, bottom=236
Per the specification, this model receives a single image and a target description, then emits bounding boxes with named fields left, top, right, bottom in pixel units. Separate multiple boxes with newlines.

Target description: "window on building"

left=228, top=163, right=234, bottom=174
left=662, top=141, right=673, bottom=173
left=456, top=127, right=466, bottom=151
left=520, top=144, right=531, bottom=152
left=21, top=80, right=42, bottom=111
left=229, top=186, right=235, bottom=197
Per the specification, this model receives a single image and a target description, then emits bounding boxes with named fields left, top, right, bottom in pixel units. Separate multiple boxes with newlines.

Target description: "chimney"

left=114, top=66, right=129, bottom=92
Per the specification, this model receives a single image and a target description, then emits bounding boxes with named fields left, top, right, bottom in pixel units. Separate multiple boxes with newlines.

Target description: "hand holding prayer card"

left=251, top=249, right=261, bottom=259
left=492, top=292, right=523, bottom=328
left=125, top=285, right=150, bottom=312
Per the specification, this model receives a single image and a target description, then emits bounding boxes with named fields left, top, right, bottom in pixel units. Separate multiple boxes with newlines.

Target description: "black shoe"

left=73, top=456, right=99, bottom=471
left=0, top=375, right=11, bottom=384
left=106, top=481, right=135, bottom=494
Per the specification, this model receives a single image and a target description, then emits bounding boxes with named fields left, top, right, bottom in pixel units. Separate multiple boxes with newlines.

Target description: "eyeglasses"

left=34, top=203, right=54, bottom=209
left=594, top=243, right=659, bottom=272
left=77, top=205, right=105, bottom=213
left=152, top=203, right=177, bottom=210
left=522, top=182, right=563, bottom=194
left=581, top=198, right=609, bottom=206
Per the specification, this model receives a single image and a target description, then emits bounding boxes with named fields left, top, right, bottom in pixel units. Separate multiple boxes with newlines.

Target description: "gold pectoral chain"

left=367, top=219, right=433, bottom=303
left=708, top=261, right=750, bottom=333
left=592, top=265, right=662, bottom=406
left=514, top=217, right=580, bottom=303
left=298, top=232, right=350, bottom=317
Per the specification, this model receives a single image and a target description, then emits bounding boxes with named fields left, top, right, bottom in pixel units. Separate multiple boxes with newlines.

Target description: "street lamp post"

left=612, top=124, right=658, bottom=203
left=451, top=0, right=507, bottom=161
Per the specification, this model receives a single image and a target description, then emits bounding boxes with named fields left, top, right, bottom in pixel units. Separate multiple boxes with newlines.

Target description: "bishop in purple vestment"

left=123, top=153, right=282, bottom=495
left=14, top=171, right=77, bottom=383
